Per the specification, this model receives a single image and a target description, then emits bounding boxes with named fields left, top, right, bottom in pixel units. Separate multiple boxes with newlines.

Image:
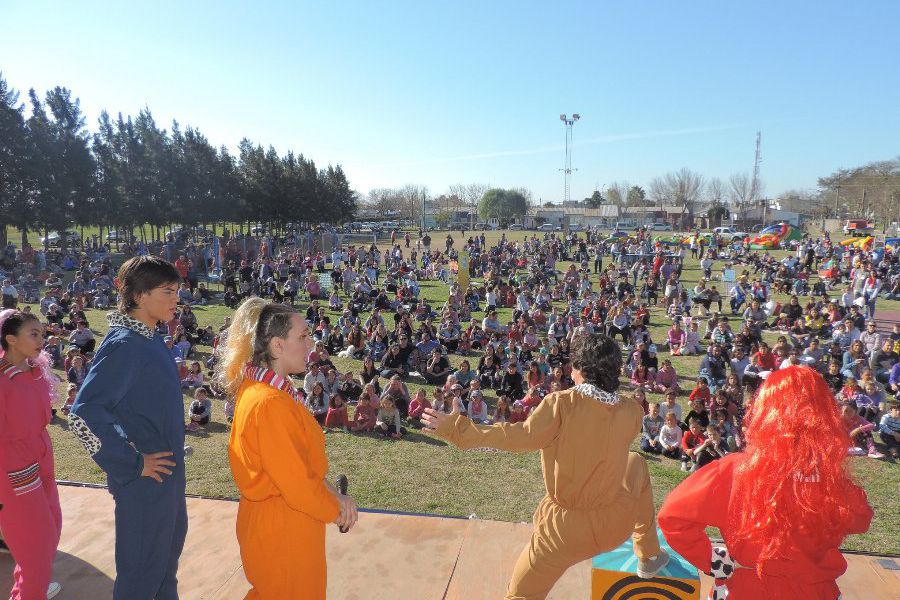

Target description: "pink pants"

left=0, top=457, right=61, bottom=600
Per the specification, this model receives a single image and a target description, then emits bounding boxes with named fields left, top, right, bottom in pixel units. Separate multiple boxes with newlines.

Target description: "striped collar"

left=244, top=363, right=304, bottom=403
left=107, top=311, right=156, bottom=340
left=0, top=357, right=24, bottom=379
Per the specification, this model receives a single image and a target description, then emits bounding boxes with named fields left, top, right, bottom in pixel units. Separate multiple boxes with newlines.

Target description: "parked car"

left=40, top=231, right=80, bottom=246
left=105, top=230, right=133, bottom=242
left=651, top=222, right=673, bottom=231
left=567, top=223, right=584, bottom=232
left=713, top=226, right=748, bottom=240
left=536, top=223, right=559, bottom=232
left=508, top=223, right=524, bottom=231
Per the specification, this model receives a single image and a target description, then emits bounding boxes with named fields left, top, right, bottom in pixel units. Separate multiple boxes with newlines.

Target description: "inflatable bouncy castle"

left=749, top=222, right=802, bottom=249
left=840, top=235, right=874, bottom=251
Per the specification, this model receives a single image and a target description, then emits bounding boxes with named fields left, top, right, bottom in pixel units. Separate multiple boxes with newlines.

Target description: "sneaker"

left=47, top=582, right=62, bottom=599
left=680, top=461, right=690, bottom=472
left=847, top=447, right=867, bottom=456
left=636, top=549, right=670, bottom=579
left=867, top=450, right=886, bottom=459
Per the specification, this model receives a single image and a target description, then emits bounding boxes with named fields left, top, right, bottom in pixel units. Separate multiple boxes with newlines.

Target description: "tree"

left=0, top=74, right=35, bottom=248
left=477, top=188, right=528, bottom=225
left=626, top=185, right=647, bottom=207
left=606, top=181, right=629, bottom=208
left=583, top=190, right=605, bottom=208
left=27, top=87, right=95, bottom=250
left=818, top=158, right=900, bottom=223
left=729, top=172, right=753, bottom=224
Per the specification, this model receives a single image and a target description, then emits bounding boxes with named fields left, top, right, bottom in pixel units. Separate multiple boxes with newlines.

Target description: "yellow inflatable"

left=840, top=236, right=873, bottom=249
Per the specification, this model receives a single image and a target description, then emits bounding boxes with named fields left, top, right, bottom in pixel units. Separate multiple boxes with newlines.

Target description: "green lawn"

left=34, top=229, right=900, bottom=554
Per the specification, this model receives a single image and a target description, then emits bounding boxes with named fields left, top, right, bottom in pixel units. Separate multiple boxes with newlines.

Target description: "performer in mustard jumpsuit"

left=221, top=299, right=357, bottom=600
left=423, top=333, right=669, bottom=600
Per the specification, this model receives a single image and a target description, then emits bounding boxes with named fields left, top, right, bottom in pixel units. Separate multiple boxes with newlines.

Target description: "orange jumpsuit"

left=229, top=378, right=341, bottom=600
left=435, top=385, right=661, bottom=600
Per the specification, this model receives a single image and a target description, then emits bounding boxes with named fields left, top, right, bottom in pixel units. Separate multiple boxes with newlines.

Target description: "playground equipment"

left=840, top=235, right=875, bottom=250
left=749, top=222, right=802, bottom=250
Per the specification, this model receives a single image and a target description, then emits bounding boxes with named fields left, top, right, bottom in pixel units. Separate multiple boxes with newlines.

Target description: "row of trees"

left=0, top=74, right=357, bottom=249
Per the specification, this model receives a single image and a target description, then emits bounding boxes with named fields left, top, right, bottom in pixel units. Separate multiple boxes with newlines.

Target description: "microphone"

left=336, top=474, right=349, bottom=533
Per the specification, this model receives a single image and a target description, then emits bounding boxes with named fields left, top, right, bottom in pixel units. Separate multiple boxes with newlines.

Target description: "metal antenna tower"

left=749, top=130, right=762, bottom=206
left=559, top=113, right=580, bottom=202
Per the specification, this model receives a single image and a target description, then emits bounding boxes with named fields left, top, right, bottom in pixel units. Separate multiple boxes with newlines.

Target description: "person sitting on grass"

left=407, top=389, right=433, bottom=428
left=350, top=394, right=377, bottom=433
left=653, top=359, right=680, bottom=394
left=658, top=411, right=683, bottom=460
left=324, top=391, right=350, bottom=432
left=694, top=424, right=729, bottom=469
left=186, top=387, right=212, bottom=432
left=683, top=398, right=710, bottom=431
left=467, top=390, right=491, bottom=424
left=305, top=381, right=329, bottom=427
left=640, top=402, right=664, bottom=455
left=878, top=401, right=900, bottom=459
left=680, top=418, right=707, bottom=472
left=380, top=375, right=410, bottom=418
left=376, top=395, right=406, bottom=439
left=840, top=401, right=885, bottom=459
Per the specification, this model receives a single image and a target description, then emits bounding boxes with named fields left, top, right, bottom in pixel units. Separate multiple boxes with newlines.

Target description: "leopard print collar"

left=107, top=311, right=156, bottom=340
left=573, top=383, right=621, bottom=405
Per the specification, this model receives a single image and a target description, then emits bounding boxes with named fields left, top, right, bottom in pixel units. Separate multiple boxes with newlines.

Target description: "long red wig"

left=732, top=365, right=859, bottom=575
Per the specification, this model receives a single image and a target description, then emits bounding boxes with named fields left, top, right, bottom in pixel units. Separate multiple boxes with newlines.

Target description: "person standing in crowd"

left=69, top=256, right=187, bottom=600
left=0, top=310, right=62, bottom=600
left=220, top=298, right=358, bottom=599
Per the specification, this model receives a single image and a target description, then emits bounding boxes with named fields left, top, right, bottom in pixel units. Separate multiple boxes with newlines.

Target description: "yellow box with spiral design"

left=591, top=529, right=700, bottom=600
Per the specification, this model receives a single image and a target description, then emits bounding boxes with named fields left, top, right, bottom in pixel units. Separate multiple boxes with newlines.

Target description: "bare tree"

left=707, top=177, right=726, bottom=206
left=606, top=181, right=630, bottom=208
left=398, top=184, right=429, bottom=224
left=728, top=173, right=753, bottom=224
left=648, top=177, right=668, bottom=206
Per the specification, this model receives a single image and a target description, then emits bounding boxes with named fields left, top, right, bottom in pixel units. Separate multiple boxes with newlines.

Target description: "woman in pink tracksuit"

left=0, top=309, right=62, bottom=600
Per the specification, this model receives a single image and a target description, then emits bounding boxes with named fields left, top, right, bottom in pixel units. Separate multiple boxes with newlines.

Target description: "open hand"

left=141, top=451, right=176, bottom=483
left=420, top=408, right=449, bottom=434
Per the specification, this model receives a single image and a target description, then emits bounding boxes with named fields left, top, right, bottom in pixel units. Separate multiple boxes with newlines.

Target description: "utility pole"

left=834, top=185, right=841, bottom=218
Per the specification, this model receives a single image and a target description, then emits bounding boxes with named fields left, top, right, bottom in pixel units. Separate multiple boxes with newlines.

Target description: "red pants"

left=325, top=407, right=349, bottom=429
left=0, top=458, right=61, bottom=600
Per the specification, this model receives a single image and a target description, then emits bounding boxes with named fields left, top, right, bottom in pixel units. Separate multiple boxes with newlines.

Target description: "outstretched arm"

left=421, top=395, right=561, bottom=452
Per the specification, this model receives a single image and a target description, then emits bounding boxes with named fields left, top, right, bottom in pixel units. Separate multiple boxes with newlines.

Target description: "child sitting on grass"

left=840, top=401, right=885, bottom=459
left=661, top=390, right=683, bottom=423
left=186, top=387, right=212, bottom=432
left=695, top=424, right=729, bottom=469
left=640, top=402, right=664, bottom=454
left=659, top=411, right=683, bottom=459
left=683, top=398, right=710, bottom=430
left=680, top=418, right=707, bottom=472
left=493, top=395, right=512, bottom=423
left=325, top=391, right=350, bottom=432
left=408, top=389, right=433, bottom=428
left=376, top=395, right=406, bottom=439
left=61, top=382, right=78, bottom=415
left=688, top=377, right=711, bottom=410
left=350, top=394, right=377, bottom=432
left=878, top=401, right=900, bottom=458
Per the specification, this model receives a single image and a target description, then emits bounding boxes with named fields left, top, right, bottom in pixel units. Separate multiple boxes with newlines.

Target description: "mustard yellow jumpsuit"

left=434, top=386, right=661, bottom=600
left=229, top=379, right=341, bottom=600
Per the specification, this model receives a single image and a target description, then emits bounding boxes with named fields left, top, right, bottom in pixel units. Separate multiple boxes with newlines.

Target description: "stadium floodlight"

left=560, top=114, right=567, bottom=122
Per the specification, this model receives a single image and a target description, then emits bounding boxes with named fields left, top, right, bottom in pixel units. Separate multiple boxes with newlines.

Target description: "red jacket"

left=658, top=453, right=872, bottom=599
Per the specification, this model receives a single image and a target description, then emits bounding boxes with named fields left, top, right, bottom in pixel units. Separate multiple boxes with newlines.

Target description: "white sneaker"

left=847, top=447, right=867, bottom=456
left=680, top=461, right=690, bottom=472
left=47, top=582, right=62, bottom=599
left=637, top=549, right=670, bottom=579
left=868, top=450, right=886, bottom=459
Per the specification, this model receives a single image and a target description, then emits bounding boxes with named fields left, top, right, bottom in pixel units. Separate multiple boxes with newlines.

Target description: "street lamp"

left=559, top=113, right=581, bottom=204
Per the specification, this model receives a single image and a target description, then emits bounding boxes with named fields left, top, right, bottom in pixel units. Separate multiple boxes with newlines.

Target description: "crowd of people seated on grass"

left=4, top=223, right=899, bottom=461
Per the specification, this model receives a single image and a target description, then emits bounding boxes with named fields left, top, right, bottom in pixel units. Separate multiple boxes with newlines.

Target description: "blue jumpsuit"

left=69, top=314, right=187, bottom=600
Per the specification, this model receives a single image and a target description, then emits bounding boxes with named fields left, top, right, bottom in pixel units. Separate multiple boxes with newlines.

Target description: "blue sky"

left=2, top=0, right=897, bottom=203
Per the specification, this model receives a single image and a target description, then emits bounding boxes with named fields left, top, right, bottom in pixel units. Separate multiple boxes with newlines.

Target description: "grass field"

left=29, top=229, right=900, bottom=554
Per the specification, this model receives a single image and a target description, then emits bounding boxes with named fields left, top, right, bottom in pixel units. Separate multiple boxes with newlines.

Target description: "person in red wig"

left=657, top=365, right=873, bottom=599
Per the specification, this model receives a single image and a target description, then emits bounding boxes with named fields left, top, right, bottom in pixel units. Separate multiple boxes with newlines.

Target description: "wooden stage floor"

left=1, top=485, right=896, bottom=599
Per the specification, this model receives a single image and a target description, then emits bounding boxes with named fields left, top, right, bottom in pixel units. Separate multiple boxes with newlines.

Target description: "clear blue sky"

left=2, top=0, right=898, bottom=203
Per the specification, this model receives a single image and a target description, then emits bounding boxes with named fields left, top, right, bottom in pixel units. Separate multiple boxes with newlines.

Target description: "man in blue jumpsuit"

left=70, top=309, right=187, bottom=599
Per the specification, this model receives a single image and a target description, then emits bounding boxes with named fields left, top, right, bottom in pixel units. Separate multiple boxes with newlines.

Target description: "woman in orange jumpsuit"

left=221, top=299, right=358, bottom=599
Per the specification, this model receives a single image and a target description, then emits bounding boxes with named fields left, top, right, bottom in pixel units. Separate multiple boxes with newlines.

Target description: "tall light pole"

left=559, top=113, right=580, bottom=203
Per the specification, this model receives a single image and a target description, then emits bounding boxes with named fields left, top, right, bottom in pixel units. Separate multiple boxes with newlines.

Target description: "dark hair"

left=0, top=311, right=41, bottom=351
left=569, top=333, right=622, bottom=393
left=116, top=256, right=182, bottom=313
